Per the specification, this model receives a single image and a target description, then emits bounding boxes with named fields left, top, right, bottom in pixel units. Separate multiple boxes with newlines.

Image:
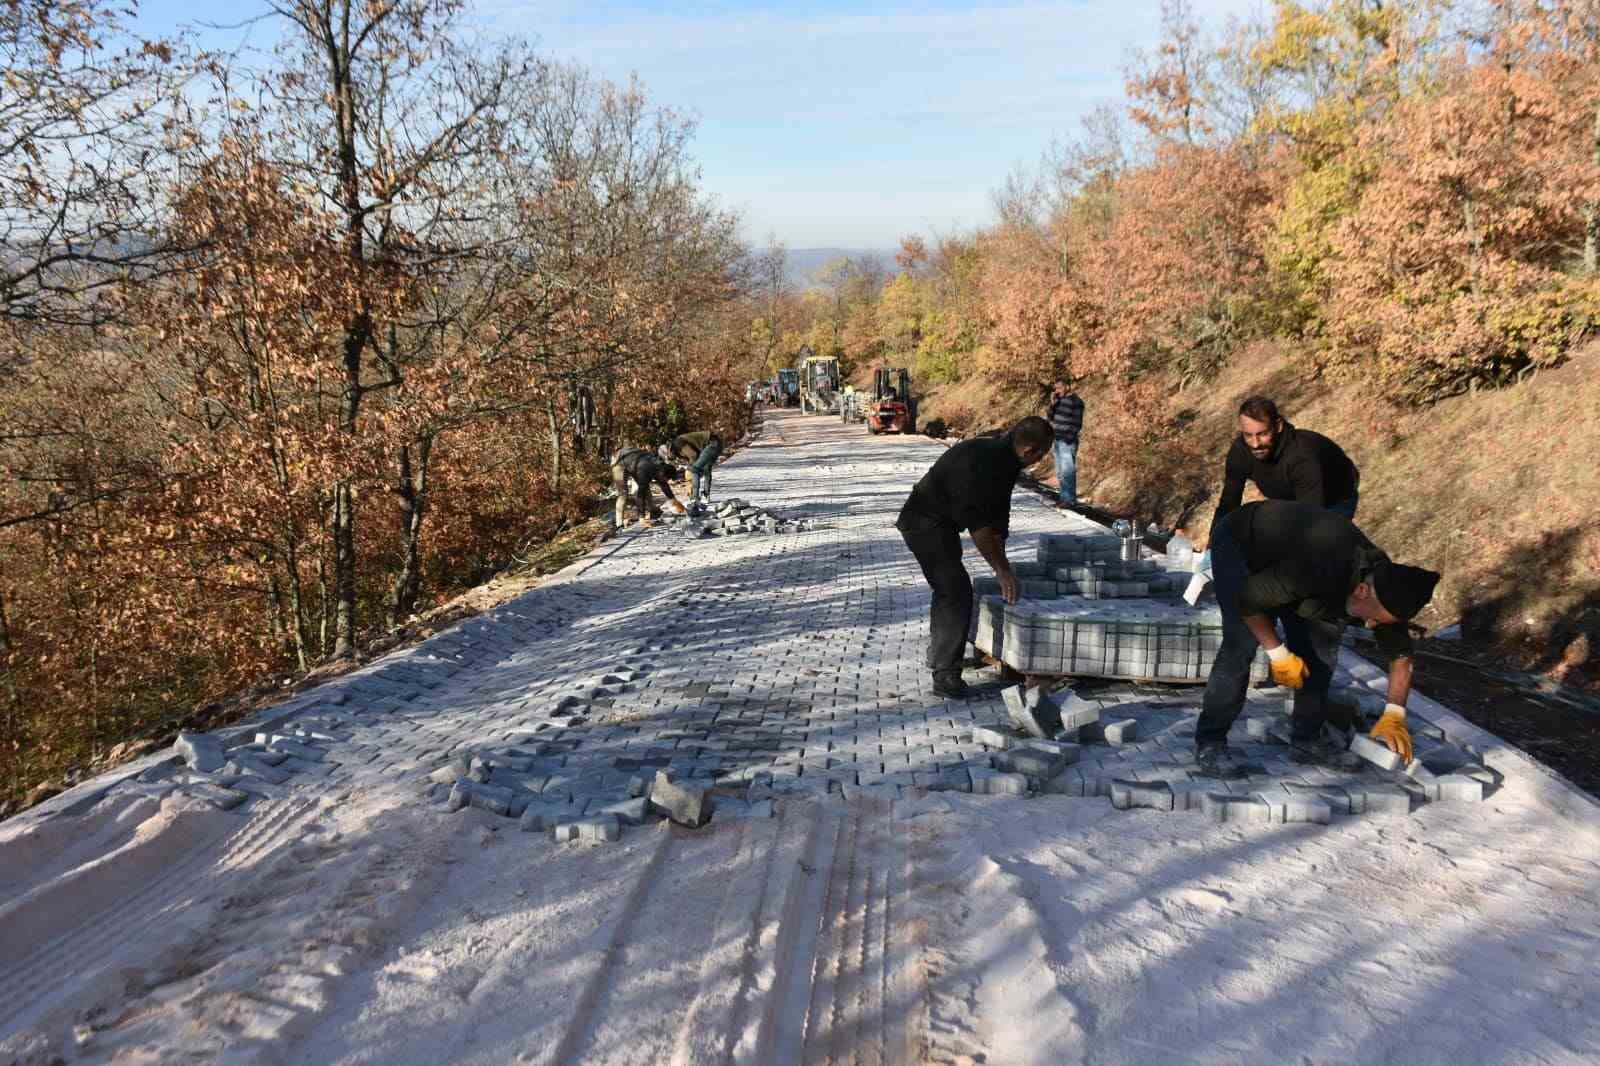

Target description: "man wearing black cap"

left=898, top=416, right=1054, bottom=699
left=1193, top=499, right=1440, bottom=778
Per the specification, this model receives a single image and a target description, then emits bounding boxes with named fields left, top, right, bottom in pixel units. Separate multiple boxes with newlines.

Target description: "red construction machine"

left=866, top=367, right=915, bottom=435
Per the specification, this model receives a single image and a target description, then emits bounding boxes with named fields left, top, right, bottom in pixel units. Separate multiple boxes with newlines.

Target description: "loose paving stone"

left=650, top=770, right=713, bottom=827
left=998, top=741, right=1069, bottom=779
left=449, top=779, right=513, bottom=816
left=1349, top=734, right=1405, bottom=771
left=575, top=815, right=622, bottom=842
left=181, top=782, right=250, bottom=810
left=970, top=769, right=1029, bottom=796
left=175, top=731, right=225, bottom=773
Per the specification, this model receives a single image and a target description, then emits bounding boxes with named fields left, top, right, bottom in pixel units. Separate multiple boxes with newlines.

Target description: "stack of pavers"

left=971, top=531, right=1268, bottom=683
left=663, top=497, right=815, bottom=539
left=991, top=682, right=1497, bottom=823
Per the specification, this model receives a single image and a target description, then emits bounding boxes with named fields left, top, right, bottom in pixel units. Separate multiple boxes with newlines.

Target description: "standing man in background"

left=897, top=417, right=1054, bottom=699
left=1046, top=378, right=1085, bottom=508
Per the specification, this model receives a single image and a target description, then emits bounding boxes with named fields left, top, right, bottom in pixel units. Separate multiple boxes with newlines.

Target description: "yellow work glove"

left=1265, top=644, right=1310, bottom=689
left=1370, top=704, right=1413, bottom=763
left=668, top=499, right=687, bottom=514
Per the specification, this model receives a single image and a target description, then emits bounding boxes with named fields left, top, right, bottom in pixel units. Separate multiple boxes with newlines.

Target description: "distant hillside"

left=783, top=248, right=895, bottom=289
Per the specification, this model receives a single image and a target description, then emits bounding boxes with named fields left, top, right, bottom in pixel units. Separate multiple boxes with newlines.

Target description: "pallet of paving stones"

left=660, top=497, right=817, bottom=539
left=970, top=594, right=1269, bottom=684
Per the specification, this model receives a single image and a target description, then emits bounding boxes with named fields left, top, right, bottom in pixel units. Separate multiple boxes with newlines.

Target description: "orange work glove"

left=1266, top=645, right=1310, bottom=689
left=1370, top=704, right=1414, bottom=763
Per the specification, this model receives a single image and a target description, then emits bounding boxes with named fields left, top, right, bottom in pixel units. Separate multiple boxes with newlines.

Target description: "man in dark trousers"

left=668, top=431, right=722, bottom=505
left=1208, top=395, right=1360, bottom=532
left=1045, top=378, right=1085, bottom=507
left=898, top=416, right=1053, bottom=699
left=611, top=447, right=685, bottom=528
left=1194, top=499, right=1439, bottom=778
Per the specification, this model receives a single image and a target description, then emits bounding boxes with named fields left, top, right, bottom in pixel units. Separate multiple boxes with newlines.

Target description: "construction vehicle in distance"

left=798, top=351, right=842, bottom=415
left=866, top=367, right=915, bottom=434
left=773, top=368, right=800, bottom=407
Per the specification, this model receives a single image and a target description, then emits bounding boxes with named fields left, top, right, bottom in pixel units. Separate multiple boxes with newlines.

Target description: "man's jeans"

left=1053, top=439, right=1078, bottom=504
left=1194, top=525, right=1340, bottom=748
left=690, top=467, right=712, bottom=502
left=899, top=519, right=972, bottom=677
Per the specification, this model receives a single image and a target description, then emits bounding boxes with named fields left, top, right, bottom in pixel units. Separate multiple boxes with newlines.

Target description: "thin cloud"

left=483, top=1, right=1263, bottom=246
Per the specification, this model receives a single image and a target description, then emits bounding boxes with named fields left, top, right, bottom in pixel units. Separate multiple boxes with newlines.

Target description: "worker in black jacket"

left=1194, top=500, right=1439, bottom=779
left=897, top=417, right=1053, bottom=699
left=610, top=447, right=685, bottom=528
left=1207, top=396, right=1360, bottom=536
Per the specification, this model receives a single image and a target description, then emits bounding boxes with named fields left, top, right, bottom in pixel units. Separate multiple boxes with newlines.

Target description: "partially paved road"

left=5, top=410, right=1600, bottom=1066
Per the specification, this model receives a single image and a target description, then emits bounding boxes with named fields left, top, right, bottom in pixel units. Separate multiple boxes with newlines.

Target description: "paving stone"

left=971, top=726, right=1012, bottom=750
left=1405, top=759, right=1442, bottom=800
left=260, top=736, right=327, bottom=763
left=182, top=781, right=249, bottom=810
left=1080, top=718, right=1139, bottom=745
left=519, top=801, right=578, bottom=832
left=970, top=769, right=1029, bottom=796
left=595, top=796, right=651, bottom=825
left=175, top=731, right=225, bottom=773
left=1436, top=774, right=1487, bottom=802
left=650, top=770, right=713, bottom=827
left=448, top=779, right=514, bottom=816
left=1168, top=779, right=1213, bottom=811
left=1349, top=733, right=1405, bottom=771
left=575, top=815, right=622, bottom=842
left=1110, top=779, right=1174, bottom=811
left=1353, top=784, right=1413, bottom=815
left=998, top=742, right=1069, bottom=779
left=550, top=823, right=580, bottom=843
left=1002, top=684, right=1059, bottom=739
left=1202, top=792, right=1269, bottom=823
left=224, top=754, right=292, bottom=785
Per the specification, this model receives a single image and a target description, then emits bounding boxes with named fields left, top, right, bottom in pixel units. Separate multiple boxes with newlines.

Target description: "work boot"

left=932, top=672, right=971, bottom=700
left=1194, top=743, right=1249, bottom=780
left=1291, top=737, right=1364, bottom=770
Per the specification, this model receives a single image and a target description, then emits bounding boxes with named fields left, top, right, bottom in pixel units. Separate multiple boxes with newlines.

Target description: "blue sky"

left=136, top=0, right=1261, bottom=248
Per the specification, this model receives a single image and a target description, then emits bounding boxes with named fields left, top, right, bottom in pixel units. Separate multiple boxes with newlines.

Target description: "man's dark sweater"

left=1211, top=422, right=1359, bottom=530
left=897, top=435, right=1024, bottom=536
left=1218, top=500, right=1411, bottom=657
left=615, top=448, right=676, bottom=497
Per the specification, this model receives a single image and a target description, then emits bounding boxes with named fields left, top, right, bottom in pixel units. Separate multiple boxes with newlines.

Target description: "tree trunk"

left=1586, top=103, right=1600, bottom=275
left=547, top=397, right=563, bottom=488
left=389, top=435, right=432, bottom=624
left=332, top=317, right=367, bottom=660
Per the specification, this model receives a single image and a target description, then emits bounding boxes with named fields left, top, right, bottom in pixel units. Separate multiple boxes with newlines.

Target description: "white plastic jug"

left=1167, top=530, right=1193, bottom=572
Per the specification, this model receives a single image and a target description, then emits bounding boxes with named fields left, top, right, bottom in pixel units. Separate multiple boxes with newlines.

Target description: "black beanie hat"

left=1372, top=561, right=1441, bottom=621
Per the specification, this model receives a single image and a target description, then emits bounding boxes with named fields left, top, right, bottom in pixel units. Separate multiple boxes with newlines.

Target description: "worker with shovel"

left=1193, top=499, right=1439, bottom=779
left=897, top=416, right=1053, bottom=700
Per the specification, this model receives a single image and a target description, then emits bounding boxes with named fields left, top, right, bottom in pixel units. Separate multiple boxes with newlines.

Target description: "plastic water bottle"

left=1167, top=529, right=1194, bottom=572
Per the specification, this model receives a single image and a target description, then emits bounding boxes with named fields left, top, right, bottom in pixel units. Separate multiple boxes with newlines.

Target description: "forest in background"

left=0, top=0, right=778, bottom=809
left=7, top=0, right=1600, bottom=811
